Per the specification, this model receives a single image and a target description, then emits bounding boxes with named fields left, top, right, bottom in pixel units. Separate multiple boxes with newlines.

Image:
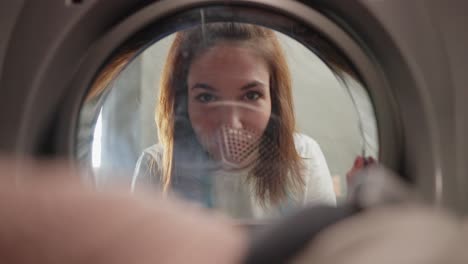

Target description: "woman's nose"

left=220, top=104, right=243, bottom=129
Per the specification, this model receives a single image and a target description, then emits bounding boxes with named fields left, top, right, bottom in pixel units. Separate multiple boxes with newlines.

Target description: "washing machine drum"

left=1, top=0, right=467, bottom=263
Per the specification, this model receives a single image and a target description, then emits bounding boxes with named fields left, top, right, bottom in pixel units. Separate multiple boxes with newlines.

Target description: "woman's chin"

left=221, top=163, right=244, bottom=172
left=206, top=147, right=257, bottom=172
left=209, top=157, right=243, bottom=172
left=220, top=158, right=258, bottom=172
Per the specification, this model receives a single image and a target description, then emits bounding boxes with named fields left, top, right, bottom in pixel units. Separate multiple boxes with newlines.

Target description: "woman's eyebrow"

left=241, top=81, right=265, bottom=90
left=191, top=83, right=217, bottom=91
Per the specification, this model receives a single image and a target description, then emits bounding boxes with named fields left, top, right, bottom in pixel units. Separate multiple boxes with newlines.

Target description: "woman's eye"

left=196, top=93, right=217, bottom=103
left=244, top=91, right=262, bottom=101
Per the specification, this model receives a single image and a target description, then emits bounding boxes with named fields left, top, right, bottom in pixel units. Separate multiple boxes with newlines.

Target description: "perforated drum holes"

left=218, top=125, right=274, bottom=170
left=219, top=125, right=258, bottom=169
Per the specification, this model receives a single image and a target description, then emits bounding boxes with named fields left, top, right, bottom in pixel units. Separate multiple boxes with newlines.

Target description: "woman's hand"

left=346, top=156, right=376, bottom=188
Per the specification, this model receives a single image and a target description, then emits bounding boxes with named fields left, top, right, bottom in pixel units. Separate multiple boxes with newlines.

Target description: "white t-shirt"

left=132, top=133, right=336, bottom=219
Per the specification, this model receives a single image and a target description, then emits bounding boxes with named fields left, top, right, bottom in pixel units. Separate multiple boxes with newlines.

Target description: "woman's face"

left=187, top=44, right=272, bottom=163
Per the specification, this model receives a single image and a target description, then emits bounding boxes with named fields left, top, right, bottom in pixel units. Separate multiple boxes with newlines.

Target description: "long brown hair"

left=157, top=23, right=304, bottom=205
left=85, top=48, right=139, bottom=102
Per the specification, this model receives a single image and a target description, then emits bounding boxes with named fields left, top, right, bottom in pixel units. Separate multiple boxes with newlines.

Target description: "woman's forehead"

left=190, top=44, right=266, bottom=75
left=187, top=45, right=270, bottom=88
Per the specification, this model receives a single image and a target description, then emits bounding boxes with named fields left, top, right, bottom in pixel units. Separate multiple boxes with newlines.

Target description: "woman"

left=132, top=23, right=336, bottom=218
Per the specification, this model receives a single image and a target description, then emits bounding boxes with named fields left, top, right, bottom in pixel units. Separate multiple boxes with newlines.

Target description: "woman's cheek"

left=247, top=103, right=271, bottom=133
left=191, top=113, right=219, bottom=150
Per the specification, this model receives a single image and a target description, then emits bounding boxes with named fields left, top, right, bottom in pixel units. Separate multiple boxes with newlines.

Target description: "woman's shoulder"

left=132, top=144, right=163, bottom=191
left=133, top=144, right=164, bottom=175
left=140, top=143, right=164, bottom=162
left=293, top=133, right=322, bottom=158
